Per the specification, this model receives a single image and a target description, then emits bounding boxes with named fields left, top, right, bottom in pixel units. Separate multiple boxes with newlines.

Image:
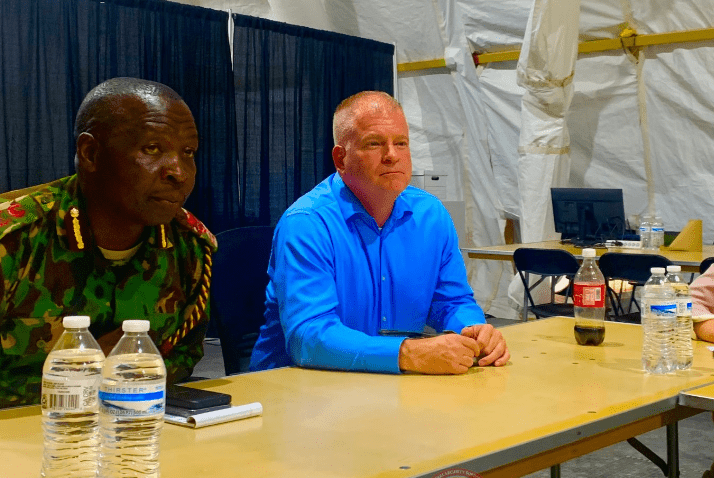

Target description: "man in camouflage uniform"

left=0, top=78, right=217, bottom=408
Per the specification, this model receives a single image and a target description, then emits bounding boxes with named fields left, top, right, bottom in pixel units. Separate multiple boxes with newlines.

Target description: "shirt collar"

left=56, top=174, right=174, bottom=252
left=330, top=173, right=412, bottom=228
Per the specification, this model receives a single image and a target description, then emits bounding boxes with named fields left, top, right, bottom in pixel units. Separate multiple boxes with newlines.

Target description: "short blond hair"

left=332, top=91, right=402, bottom=146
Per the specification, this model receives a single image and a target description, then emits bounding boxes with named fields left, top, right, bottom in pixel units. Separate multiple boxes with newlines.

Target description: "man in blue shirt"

left=250, top=91, right=509, bottom=374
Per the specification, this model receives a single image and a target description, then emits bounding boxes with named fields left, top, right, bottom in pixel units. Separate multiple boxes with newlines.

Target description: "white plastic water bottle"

left=639, top=215, right=653, bottom=250
left=665, top=265, right=693, bottom=370
left=40, top=316, right=105, bottom=478
left=99, top=320, right=166, bottom=478
left=573, top=248, right=606, bottom=346
left=651, top=216, right=665, bottom=250
left=641, top=267, right=676, bottom=374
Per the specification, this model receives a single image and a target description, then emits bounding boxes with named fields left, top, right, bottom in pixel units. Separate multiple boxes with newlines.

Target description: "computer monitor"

left=550, top=188, right=626, bottom=246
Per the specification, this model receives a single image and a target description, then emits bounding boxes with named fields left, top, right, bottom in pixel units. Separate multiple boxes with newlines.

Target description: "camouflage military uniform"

left=0, top=175, right=217, bottom=408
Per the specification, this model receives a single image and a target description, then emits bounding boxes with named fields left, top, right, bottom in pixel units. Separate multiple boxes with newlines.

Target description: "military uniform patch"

left=0, top=196, right=43, bottom=239
left=176, top=208, right=218, bottom=251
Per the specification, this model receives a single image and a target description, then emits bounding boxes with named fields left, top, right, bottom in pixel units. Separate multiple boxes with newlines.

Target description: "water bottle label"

left=639, top=226, right=651, bottom=232
left=652, top=227, right=665, bottom=232
left=41, top=376, right=99, bottom=412
left=649, top=302, right=677, bottom=317
left=676, top=299, right=692, bottom=317
left=99, top=382, right=165, bottom=416
left=573, top=283, right=605, bottom=307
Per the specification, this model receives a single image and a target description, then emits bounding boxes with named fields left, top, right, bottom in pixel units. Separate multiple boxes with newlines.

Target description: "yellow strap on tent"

left=470, top=27, right=714, bottom=65
left=396, top=59, right=446, bottom=72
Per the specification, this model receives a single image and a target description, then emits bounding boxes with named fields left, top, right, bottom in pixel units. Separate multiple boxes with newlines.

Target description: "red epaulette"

left=174, top=208, right=217, bottom=252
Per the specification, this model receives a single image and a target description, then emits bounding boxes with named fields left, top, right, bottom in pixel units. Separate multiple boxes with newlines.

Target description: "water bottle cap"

left=122, top=319, right=150, bottom=332
left=582, top=248, right=596, bottom=258
left=650, top=267, right=666, bottom=274
left=666, top=265, right=681, bottom=273
left=62, top=315, right=90, bottom=328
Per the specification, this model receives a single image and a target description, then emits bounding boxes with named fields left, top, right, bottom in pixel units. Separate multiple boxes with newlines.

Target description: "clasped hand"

left=398, top=324, right=509, bottom=374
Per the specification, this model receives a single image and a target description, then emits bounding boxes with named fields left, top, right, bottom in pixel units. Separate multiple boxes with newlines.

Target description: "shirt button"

left=382, top=276, right=386, bottom=281
left=382, top=317, right=387, bottom=321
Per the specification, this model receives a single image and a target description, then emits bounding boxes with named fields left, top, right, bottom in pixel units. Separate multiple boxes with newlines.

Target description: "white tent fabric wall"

left=503, top=0, right=582, bottom=314
left=446, top=0, right=516, bottom=318
left=515, top=0, right=580, bottom=244
left=474, top=1, right=714, bottom=246
left=183, top=0, right=714, bottom=320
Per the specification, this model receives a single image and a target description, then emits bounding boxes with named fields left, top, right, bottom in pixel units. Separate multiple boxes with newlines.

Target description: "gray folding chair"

left=513, top=248, right=580, bottom=321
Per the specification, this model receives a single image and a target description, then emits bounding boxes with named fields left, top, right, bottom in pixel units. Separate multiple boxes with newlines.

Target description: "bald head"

left=332, top=91, right=403, bottom=146
left=74, top=77, right=187, bottom=143
left=73, top=77, right=198, bottom=250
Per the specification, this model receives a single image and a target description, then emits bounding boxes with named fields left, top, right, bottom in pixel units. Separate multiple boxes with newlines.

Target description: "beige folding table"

left=3, top=317, right=713, bottom=478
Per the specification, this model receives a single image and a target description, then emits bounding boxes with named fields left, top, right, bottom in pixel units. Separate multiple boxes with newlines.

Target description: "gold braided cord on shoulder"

left=159, top=245, right=213, bottom=355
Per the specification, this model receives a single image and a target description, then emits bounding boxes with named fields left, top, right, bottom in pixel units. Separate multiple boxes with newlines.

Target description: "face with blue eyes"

left=333, top=96, right=412, bottom=211
left=78, top=94, right=198, bottom=245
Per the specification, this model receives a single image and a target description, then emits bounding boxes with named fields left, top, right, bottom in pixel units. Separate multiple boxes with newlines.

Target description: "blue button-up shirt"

left=249, top=173, right=485, bottom=373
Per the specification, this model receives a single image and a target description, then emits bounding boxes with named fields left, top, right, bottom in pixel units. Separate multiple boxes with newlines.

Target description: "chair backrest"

left=211, top=225, right=275, bottom=375
left=512, top=248, right=581, bottom=320
left=700, top=257, right=714, bottom=275
left=513, top=248, right=581, bottom=278
left=598, top=252, right=672, bottom=322
left=598, top=252, right=672, bottom=284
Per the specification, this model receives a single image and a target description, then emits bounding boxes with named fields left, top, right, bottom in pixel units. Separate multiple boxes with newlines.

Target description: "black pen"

left=378, top=329, right=456, bottom=338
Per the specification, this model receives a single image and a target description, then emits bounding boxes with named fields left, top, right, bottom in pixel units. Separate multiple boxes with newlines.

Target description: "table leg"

left=666, top=422, right=679, bottom=478
left=522, top=272, right=529, bottom=322
left=626, top=422, right=679, bottom=477
left=550, top=464, right=561, bottom=478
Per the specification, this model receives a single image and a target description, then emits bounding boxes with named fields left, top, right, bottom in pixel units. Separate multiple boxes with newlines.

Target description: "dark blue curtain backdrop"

left=232, top=14, right=395, bottom=226
left=0, top=0, right=394, bottom=232
left=0, top=0, right=238, bottom=232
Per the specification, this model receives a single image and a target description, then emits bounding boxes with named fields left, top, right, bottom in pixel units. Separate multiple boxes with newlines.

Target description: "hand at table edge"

left=460, top=324, right=510, bottom=367
left=398, top=334, right=480, bottom=374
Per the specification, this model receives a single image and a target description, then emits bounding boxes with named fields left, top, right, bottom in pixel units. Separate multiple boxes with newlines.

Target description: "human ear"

left=76, top=132, right=99, bottom=173
left=332, top=145, right=346, bottom=173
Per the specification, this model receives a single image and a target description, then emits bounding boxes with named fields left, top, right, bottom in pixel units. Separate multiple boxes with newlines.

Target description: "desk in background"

left=3, top=318, right=714, bottom=478
left=463, top=240, right=714, bottom=273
